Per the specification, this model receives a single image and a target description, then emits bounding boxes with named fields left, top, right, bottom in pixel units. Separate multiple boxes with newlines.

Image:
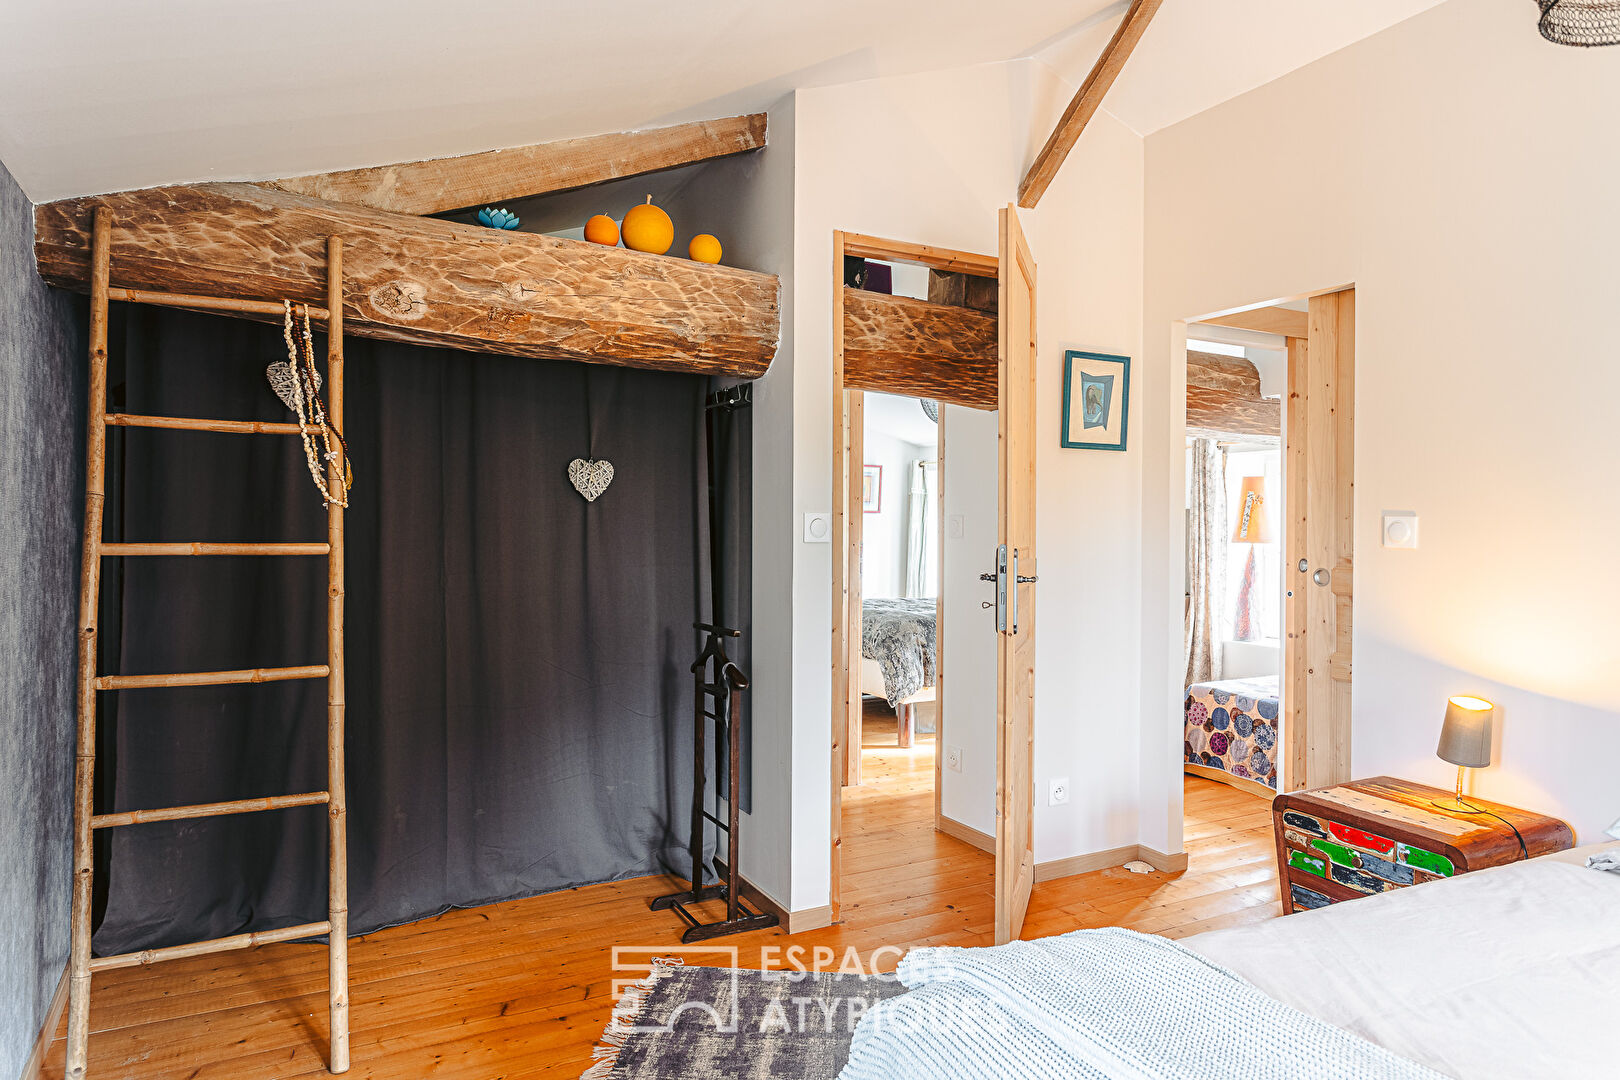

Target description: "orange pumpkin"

left=688, top=233, right=722, bottom=264
left=583, top=214, right=619, bottom=246
left=620, top=196, right=674, bottom=255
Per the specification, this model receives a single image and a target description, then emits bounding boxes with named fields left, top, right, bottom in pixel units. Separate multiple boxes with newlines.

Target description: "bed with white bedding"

left=840, top=841, right=1620, bottom=1079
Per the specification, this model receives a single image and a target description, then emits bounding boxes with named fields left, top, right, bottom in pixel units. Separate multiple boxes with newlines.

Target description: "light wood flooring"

left=43, top=707, right=1279, bottom=1078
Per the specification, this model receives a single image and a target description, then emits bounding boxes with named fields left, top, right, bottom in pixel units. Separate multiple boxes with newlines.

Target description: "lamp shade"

left=1436, top=695, right=1495, bottom=769
left=1230, top=475, right=1273, bottom=543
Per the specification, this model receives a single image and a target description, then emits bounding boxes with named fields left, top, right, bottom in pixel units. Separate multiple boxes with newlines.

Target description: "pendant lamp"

left=1538, top=1, right=1620, bottom=47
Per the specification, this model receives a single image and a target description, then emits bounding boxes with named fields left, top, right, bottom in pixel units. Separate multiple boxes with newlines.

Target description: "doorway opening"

left=1176, top=291, right=1356, bottom=852
left=829, top=229, right=1011, bottom=927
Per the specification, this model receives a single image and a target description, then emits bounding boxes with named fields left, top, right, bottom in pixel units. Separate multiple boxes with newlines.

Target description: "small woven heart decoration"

left=569, top=458, right=614, bottom=502
left=266, top=361, right=320, bottom=412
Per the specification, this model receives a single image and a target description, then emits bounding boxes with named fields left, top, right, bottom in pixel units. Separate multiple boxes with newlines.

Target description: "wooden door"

left=1284, top=289, right=1355, bottom=791
left=994, top=205, right=1037, bottom=944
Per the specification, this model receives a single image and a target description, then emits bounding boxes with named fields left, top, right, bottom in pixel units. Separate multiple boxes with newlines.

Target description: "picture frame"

left=1061, top=350, right=1131, bottom=451
left=862, top=465, right=882, bottom=513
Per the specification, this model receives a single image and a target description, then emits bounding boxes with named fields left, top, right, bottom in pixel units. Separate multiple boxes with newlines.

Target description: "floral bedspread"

left=861, top=597, right=936, bottom=707
left=1185, top=675, right=1281, bottom=788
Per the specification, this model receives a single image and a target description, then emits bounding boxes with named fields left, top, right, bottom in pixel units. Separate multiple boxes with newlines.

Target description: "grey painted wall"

left=0, top=156, right=82, bottom=1075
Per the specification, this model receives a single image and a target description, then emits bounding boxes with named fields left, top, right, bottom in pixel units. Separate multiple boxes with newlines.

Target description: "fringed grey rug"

left=587, top=962, right=907, bottom=1079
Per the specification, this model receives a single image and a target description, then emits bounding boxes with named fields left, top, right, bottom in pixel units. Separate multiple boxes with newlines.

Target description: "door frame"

left=1169, top=286, right=1355, bottom=844
left=829, top=230, right=998, bottom=921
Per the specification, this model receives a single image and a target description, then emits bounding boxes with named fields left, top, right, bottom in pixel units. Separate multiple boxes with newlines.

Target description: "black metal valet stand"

left=650, top=623, right=777, bottom=941
left=651, top=384, right=778, bottom=942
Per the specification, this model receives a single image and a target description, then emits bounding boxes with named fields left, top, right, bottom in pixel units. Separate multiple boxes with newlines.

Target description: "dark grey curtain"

left=91, top=306, right=728, bottom=954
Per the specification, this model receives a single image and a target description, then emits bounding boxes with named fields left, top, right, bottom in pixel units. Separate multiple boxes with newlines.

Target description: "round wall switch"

left=1382, top=511, right=1418, bottom=549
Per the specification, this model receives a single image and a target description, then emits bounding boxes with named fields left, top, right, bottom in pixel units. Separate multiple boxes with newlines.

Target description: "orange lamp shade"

left=1231, top=475, right=1273, bottom=543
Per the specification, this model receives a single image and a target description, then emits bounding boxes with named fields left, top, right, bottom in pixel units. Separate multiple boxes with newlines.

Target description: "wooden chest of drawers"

left=1273, top=776, right=1575, bottom=913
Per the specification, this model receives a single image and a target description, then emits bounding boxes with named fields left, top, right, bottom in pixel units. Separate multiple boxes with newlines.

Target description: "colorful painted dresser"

left=1273, top=776, right=1575, bottom=914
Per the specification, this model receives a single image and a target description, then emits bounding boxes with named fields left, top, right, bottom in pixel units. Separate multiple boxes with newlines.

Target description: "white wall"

left=787, top=58, right=1146, bottom=910
left=860, top=428, right=928, bottom=599
left=1142, top=0, right=1620, bottom=845
left=940, top=404, right=1000, bottom=836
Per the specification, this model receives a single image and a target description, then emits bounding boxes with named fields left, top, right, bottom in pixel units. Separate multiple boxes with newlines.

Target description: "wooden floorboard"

left=42, top=705, right=1279, bottom=1078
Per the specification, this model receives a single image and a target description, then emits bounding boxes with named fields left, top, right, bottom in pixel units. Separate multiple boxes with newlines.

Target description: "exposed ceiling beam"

left=263, top=114, right=768, bottom=216
left=1197, top=306, right=1310, bottom=339
left=842, top=288, right=997, bottom=409
left=1187, top=386, right=1281, bottom=439
left=1018, top=0, right=1163, bottom=209
left=1187, top=350, right=1262, bottom=398
left=35, top=183, right=779, bottom=376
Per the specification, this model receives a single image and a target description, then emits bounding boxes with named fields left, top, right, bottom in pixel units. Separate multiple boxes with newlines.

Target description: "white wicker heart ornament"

left=266, top=361, right=320, bottom=412
left=569, top=458, right=614, bottom=502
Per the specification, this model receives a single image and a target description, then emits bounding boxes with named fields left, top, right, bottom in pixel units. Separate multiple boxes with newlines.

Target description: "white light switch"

left=947, top=514, right=966, bottom=540
left=1382, top=511, right=1418, bottom=549
left=804, top=512, right=832, bottom=543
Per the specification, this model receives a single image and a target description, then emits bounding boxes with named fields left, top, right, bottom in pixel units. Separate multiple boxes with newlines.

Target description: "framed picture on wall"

left=862, top=465, right=882, bottom=513
left=1062, top=350, right=1131, bottom=451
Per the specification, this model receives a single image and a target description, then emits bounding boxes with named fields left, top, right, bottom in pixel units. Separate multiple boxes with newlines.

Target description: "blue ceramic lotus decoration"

left=477, top=206, right=520, bottom=230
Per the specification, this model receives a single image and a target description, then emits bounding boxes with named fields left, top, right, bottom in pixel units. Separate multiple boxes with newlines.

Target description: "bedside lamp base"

left=1430, top=764, right=1488, bottom=814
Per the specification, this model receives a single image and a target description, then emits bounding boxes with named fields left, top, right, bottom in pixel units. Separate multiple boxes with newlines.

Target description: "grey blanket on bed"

left=861, top=598, right=936, bottom=707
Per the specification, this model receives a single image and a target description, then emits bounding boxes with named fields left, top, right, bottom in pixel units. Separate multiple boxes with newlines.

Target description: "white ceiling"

left=0, top=0, right=1446, bottom=202
left=864, top=392, right=939, bottom=448
left=1042, top=0, right=1446, bottom=136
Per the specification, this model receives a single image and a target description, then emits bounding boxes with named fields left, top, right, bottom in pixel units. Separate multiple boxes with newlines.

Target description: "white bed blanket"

left=1186, top=841, right=1620, bottom=1080
left=840, top=927, right=1444, bottom=1080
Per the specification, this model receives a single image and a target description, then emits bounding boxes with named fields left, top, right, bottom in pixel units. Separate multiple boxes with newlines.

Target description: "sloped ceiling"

left=1, top=0, right=1445, bottom=203
left=1042, top=0, right=1446, bottom=136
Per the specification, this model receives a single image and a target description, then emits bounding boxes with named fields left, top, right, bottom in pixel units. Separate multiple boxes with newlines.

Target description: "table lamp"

left=1230, top=476, right=1273, bottom=543
left=1435, top=695, right=1494, bottom=812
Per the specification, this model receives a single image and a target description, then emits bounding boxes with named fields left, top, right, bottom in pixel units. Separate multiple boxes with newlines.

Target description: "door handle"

left=1312, top=568, right=1331, bottom=587
left=1009, top=548, right=1034, bottom=635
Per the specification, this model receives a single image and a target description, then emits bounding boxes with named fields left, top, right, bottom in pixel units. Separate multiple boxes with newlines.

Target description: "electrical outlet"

left=1048, top=778, right=1070, bottom=806
left=945, top=745, right=963, bottom=773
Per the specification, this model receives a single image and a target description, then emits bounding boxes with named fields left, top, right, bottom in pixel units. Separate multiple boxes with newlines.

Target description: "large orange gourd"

left=620, top=196, right=674, bottom=255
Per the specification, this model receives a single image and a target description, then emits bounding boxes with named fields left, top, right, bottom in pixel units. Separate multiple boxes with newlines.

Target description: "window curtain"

left=1185, top=438, right=1227, bottom=686
left=904, top=460, right=938, bottom=598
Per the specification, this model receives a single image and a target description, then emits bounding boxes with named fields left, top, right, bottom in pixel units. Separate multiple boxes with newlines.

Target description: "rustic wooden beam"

left=1018, top=0, right=1163, bottom=208
left=928, top=270, right=998, bottom=314
left=842, top=288, right=996, bottom=409
left=1186, top=385, right=1281, bottom=438
left=1197, top=306, right=1309, bottom=339
left=263, top=114, right=768, bottom=216
left=1187, top=350, right=1262, bottom=398
left=35, top=183, right=779, bottom=378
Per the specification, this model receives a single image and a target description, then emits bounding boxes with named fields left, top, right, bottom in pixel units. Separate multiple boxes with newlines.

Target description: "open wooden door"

left=994, top=205, right=1037, bottom=944
left=1284, top=288, right=1355, bottom=791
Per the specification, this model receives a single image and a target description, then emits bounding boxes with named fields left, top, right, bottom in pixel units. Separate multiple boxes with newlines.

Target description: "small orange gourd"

left=583, top=214, right=619, bottom=246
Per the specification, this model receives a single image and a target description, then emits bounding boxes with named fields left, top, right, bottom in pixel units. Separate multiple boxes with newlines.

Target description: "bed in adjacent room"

left=859, top=597, right=936, bottom=748
left=1185, top=673, right=1282, bottom=794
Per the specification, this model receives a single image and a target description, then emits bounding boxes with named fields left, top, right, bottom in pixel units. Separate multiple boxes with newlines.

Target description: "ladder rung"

left=89, top=920, right=333, bottom=972
left=94, top=665, right=329, bottom=690
left=701, top=811, right=729, bottom=832
left=106, top=414, right=304, bottom=435
left=101, top=542, right=330, bottom=556
left=107, top=287, right=331, bottom=322
left=92, top=791, right=329, bottom=829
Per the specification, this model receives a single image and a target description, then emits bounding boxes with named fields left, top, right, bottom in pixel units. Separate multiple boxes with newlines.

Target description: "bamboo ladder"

left=65, top=208, right=351, bottom=1077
